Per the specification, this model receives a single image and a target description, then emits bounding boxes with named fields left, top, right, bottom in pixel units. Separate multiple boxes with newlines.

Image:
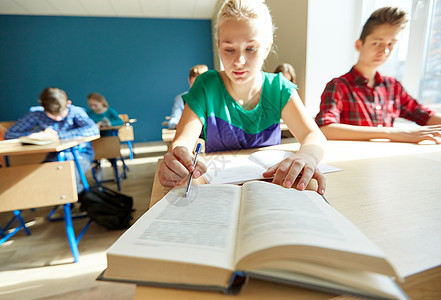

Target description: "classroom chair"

left=118, top=114, right=136, bottom=160
left=91, top=136, right=128, bottom=191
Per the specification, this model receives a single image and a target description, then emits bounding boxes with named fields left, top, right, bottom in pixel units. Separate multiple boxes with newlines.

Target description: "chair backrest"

left=0, top=161, right=77, bottom=212
left=118, top=114, right=135, bottom=142
left=0, top=121, right=16, bottom=142
left=1, top=121, right=47, bottom=167
left=92, top=136, right=121, bottom=160
left=1, top=121, right=16, bottom=167
left=119, top=114, right=129, bottom=123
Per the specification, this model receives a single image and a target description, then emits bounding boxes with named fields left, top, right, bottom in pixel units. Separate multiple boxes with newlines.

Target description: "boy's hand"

left=29, top=128, right=59, bottom=140
left=159, top=146, right=207, bottom=187
left=388, top=125, right=441, bottom=144
left=263, top=153, right=326, bottom=195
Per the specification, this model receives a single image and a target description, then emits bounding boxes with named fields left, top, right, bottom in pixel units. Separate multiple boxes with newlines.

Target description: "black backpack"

left=80, top=186, right=133, bottom=230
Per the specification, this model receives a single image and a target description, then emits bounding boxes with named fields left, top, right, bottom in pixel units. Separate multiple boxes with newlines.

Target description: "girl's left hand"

left=262, top=153, right=326, bottom=195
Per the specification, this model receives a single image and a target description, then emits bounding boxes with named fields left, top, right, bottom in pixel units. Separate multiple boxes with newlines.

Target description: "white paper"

left=204, top=150, right=342, bottom=185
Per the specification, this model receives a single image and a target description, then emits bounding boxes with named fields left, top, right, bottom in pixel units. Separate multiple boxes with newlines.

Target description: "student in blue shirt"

left=168, top=65, right=209, bottom=129
left=5, top=87, right=99, bottom=193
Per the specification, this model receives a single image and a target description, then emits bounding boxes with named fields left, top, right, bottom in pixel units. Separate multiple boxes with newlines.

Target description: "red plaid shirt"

left=315, top=67, right=435, bottom=127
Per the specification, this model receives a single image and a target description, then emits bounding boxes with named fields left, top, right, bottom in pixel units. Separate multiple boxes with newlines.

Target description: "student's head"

left=188, top=64, right=209, bottom=87
left=39, top=87, right=71, bottom=121
left=274, top=63, right=296, bottom=84
left=87, top=92, right=108, bottom=114
left=215, top=0, right=275, bottom=84
left=356, top=7, right=408, bottom=68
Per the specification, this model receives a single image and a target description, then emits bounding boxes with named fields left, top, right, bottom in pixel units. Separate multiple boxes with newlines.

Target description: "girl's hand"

left=159, top=146, right=207, bottom=187
left=262, top=153, right=326, bottom=195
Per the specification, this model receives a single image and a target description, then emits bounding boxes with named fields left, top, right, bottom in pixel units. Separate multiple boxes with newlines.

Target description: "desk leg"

left=127, top=141, right=134, bottom=160
left=0, top=210, right=31, bottom=245
left=71, top=146, right=90, bottom=192
left=14, top=210, right=31, bottom=235
left=63, top=203, right=79, bottom=263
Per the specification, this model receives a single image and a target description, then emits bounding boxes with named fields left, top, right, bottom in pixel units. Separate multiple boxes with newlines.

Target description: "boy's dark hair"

left=359, top=7, right=408, bottom=42
left=39, top=87, right=68, bottom=115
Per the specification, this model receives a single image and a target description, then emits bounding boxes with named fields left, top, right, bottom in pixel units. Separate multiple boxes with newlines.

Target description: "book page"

left=107, top=184, right=242, bottom=271
left=203, top=155, right=266, bottom=184
left=204, top=150, right=342, bottom=185
left=235, top=181, right=386, bottom=267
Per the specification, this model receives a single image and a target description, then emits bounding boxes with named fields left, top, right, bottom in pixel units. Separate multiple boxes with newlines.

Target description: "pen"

left=184, top=143, right=202, bottom=198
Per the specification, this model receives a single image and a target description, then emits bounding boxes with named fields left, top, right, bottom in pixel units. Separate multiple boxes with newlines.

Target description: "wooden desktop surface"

left=0, top=135, right=100, bottom=156
left=137, top=140, right=441, bottom=299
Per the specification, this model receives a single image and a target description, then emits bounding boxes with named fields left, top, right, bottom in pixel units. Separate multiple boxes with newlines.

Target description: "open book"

left=18, top=136, right=58, bottom=145
left=204, top=149, right=342, bottom=184
left=101, top=181, right=407, bottom=299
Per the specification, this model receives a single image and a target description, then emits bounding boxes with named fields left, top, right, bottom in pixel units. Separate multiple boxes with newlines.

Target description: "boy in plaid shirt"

left=315, top=7, right=441, bottom=143
left=6, top=87, right=99, bottom=192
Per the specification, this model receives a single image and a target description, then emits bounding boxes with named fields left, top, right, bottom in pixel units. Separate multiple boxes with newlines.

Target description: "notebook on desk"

left=18, top=136, right=58, bottom=146
left=203, top=149, right=342, bottom=185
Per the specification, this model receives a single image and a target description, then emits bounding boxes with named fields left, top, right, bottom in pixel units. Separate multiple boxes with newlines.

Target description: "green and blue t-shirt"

left=182, top=70, right=296, bottom=153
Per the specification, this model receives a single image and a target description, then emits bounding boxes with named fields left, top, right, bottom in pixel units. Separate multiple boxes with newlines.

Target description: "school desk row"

left=138, top=139, right=441, bottom=299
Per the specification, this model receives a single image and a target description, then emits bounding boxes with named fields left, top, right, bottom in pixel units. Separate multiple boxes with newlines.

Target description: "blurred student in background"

left=86, top=92, right=123, bottom=137
left=274, top=63, right=296, bottom=84
left=168, top=64, right=209, bottom=129
left=5, top=87, right=99, bottom=193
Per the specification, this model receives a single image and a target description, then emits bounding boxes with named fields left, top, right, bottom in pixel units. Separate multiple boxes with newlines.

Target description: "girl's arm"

left=264, top=90, right=327, bottom=194
left=159, top=104, right=207, bottom=187
left=107, top=108, right=124, bottom=126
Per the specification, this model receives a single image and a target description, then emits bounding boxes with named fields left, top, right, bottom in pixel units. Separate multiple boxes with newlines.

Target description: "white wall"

left=265, top=0, right=308, bottom=101
left=304, top=0, right=362, bottom=116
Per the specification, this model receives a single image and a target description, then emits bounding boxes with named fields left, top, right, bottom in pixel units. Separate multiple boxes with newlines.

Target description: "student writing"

left=159, top=0, right=327, bottom=195
left=5, top=87, right=99, bottom=193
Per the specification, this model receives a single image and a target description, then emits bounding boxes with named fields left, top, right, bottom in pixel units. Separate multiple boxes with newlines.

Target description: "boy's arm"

left=4, top=113, right=39, bottom=139
left=320, top=123, right=391, bottom=140
left=58, top=108, right=99, bottom=139
left=426, top=113, right=441, bottom=125
left=320, top=122, right=441, bottom=144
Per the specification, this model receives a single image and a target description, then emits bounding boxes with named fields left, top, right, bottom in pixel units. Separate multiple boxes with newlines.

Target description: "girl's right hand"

left=158, top=146, right=207, bottom=187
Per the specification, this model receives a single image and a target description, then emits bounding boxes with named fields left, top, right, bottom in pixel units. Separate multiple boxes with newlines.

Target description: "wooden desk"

left=0, top=135, right=99, bottom=156
left=138, top=140, right=441, bottom=299
left=0, top=135, right=100, bottom=262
